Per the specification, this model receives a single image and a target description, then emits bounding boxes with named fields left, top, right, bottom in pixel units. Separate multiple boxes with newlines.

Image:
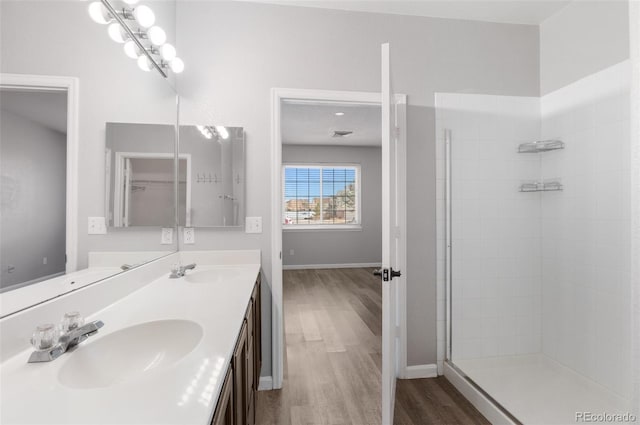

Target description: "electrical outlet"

left=161, top=228, right=174, bottom=245
left=245, top=217, right=262, bottom=234
left=183, top=227, right=195, bottom=244
left=289, top=249, right=294, bottom=256
left=43, top=257, right=47, bottom=265
left=88, top=217, right=107, bottom=235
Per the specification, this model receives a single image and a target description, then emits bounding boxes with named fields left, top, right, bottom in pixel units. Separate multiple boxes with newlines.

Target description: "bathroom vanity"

left=0, top=250, right=262, bottom=425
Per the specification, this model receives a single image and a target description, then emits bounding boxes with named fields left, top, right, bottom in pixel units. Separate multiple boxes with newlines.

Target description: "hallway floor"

left=256, top=268, right=488, bottom=425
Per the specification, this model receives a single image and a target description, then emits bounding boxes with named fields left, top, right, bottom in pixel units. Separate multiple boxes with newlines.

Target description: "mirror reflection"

left=0, top=0, right=178, bottom=316
left=105, top=123, right=178, bottom=228
left=179, top=125, right=245, bottom=228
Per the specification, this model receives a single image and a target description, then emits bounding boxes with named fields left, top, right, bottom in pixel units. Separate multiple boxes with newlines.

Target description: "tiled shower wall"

left=435, top=94, right=542, bottom=365
left=435, top=61, right=633, bottom=401
left=540, top=61, right=632, bottom=399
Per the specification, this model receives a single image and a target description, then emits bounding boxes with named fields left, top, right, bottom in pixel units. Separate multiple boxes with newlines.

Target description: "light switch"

left=183, top=227, right=195, bottom=244
left=161, top=228, right=174, bottom=245
left=245, top=217, right=262, bottom=234
left=88, top=217, right=107, bottom=235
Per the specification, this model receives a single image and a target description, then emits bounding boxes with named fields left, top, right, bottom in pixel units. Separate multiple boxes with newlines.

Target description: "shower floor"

left=453, top=354, right=631, bottom=424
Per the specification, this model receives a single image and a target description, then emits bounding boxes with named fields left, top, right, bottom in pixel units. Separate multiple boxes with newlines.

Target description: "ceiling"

left=282, top=101, right=381, bottom=147
left=0, top=89, right=67, bottom=134
left=241, top=0, right=571, bottom=25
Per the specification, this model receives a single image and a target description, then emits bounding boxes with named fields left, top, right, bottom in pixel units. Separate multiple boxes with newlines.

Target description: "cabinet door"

left=245, top=301, right=255, bottom=425
left=233, top=322, right=248, bottom=425
left=253, top=276, right=262, bottom=388
left=211, top=366, right=234, bottom=425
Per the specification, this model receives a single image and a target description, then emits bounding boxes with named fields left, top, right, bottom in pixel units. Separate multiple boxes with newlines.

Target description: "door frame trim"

left=113, top=151, right=192, bottom=227
left=0, top=73, right=79, bottom=274
left=270, top=87, right=407, bottom=389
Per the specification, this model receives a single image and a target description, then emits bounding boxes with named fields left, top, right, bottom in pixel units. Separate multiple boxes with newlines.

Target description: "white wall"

left=540, top=0, right=629, bottom=94
left=0, top=109, right=67, bottom=289
left=0, top=1, right=178, bottom=268
left=540, top=61, right=633, bottom=400
left=282, top=145, right=382, bottom=267
left=175, top=1, right=540, bottom=374
left=435, top=94, right=542, bottom=367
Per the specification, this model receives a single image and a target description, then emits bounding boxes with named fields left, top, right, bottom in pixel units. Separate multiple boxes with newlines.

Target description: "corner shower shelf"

left=519, top=181, right=563, bottom=192
left=518, top=139, right=564, bottom=153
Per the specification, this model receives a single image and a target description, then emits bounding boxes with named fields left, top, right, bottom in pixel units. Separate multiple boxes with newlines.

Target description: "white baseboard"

left=283, top=262, right=381, bottom=270
left=402, top=364, right=438, bottom=379
left=444, top=362, right=515, bottom=425
left=258, top=376, right=273, bottom=391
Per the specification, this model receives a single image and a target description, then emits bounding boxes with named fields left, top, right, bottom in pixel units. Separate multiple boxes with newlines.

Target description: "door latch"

left=373, top=267, right=402, bottom=282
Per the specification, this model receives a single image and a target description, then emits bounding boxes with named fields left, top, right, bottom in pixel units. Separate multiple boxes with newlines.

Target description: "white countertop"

left=1, top=267, right=123, bottom=318
left=0, top=263, right=260, bottom=425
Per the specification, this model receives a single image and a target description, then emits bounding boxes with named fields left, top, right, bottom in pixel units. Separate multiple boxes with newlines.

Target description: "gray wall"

left=282, top=145, right=382, bottom=267
left=540, top=0, right=630, bottom=94
left=0, top=1, right=178, bottom=268
left=0, top=109, right=66, bottom=288
left=175, top=1, right=540, bottom=373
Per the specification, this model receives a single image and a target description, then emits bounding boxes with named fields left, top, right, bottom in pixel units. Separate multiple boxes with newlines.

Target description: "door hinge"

left=394, top=126, right=401, bottom=138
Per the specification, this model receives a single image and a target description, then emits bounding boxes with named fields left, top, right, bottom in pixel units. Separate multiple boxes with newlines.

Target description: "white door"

left=123, top=158, right=132, bottom=227
left=379, top=42, right=403, bottom=425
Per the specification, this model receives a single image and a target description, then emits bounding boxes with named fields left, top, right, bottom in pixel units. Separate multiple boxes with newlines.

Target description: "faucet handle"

left=60, top=311, right=85, bottom=334
left=30, top=324, right=59, bottom=351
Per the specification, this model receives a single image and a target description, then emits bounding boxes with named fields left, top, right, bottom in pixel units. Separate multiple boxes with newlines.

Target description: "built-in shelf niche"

left=518, top=139, right=564, bottom=153
left=519, top=181, right=563, bottom=192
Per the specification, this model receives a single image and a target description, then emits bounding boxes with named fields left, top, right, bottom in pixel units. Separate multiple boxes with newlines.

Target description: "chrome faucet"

left=28, top=320, right=104, bottom=363
left=169, top=263, right=196, bottom=279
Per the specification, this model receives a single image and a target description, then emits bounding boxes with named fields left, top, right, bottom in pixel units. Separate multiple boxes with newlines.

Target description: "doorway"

left=268, top=86, right=407, bottom=423
left=0, top=74, right=79, bottom=291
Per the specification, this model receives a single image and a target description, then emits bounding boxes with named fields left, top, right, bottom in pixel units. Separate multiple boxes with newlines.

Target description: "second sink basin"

left=58, top=319, right=203, bottom=389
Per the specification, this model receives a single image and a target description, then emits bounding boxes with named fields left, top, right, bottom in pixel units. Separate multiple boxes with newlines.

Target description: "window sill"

left=283, top=224, right=363, bottom=232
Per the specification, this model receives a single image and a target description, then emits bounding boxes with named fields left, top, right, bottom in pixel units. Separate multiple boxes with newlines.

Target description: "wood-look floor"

left=256, top=268, right=489, bottom=425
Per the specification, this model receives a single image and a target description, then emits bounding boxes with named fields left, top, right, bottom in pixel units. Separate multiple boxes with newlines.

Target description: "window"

left=283, top=165, right=360, bottom=228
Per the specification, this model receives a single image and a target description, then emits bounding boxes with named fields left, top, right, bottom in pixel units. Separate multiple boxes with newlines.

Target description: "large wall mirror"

left=178, top=125, right=245, bottom=228
left=0, top=0, right=179, bottom=316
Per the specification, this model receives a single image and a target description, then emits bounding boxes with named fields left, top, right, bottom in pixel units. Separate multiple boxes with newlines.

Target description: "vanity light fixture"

left=107, top=23, right=128, bottom=43
left=132, top=5, right=155, bottom=28
left=215, top=126, right=230, bottom=140
left=197, top=125, right=214, bottom=140
left=147, top=26, right=166, bottom=46
left=335, top=112, right=345, bottom=116
left=88, top=0, right=185, bottom=77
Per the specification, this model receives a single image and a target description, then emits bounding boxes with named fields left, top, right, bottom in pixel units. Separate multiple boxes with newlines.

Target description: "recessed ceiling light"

left=335, top=112, right=345, bottom=116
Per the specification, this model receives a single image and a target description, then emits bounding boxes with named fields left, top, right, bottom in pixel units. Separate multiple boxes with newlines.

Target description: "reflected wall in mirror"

left=105, top=123, right=179, bottom=228
left=0, top=0, right=178, bottom=316
left=179, top=126, right=245, bottom=227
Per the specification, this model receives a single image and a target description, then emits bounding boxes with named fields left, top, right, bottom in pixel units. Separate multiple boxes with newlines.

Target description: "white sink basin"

left=58, top=320, right=203, bottom=389
left=183, top=268, right=245, bottom=284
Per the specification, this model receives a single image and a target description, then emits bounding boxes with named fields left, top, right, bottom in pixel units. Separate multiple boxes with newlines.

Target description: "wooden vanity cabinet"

left=211, top=367, right=234, bottom=425
left=211, top=274, right=261, bottom=425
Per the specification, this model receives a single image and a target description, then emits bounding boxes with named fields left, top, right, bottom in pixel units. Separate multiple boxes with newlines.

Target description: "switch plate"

left=88, top=217, right=107, bottom=235
left=245, top=217, right=262, bottom=234
left=289, top=249, right=294, bottom=256
left=183, top=227, right=195, bottom=244
left=161, top=228, right=174, bottom=245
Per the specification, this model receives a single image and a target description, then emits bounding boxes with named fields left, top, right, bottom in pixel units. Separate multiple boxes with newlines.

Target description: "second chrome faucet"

left=169, top=263, right=196, bottom=279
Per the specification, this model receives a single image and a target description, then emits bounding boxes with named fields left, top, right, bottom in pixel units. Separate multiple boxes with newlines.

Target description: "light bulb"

left=123, top=0, right=139, bottom=4
left=88, top=2, right=111, bottom=24
left=147, top=26, right=166, bottom=46
left=133, top=5, right=155, bottom=28
left=170, top=57, right=184, bottom=74
left=123, top=40, right=140, bottom=59
left=137, top=55, right=152, bottom=72
left=160, top=43, right=176, bottom=61
left=216, top=126, right=229, bottom=140
left=108, top=23, right=128, bottom=43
